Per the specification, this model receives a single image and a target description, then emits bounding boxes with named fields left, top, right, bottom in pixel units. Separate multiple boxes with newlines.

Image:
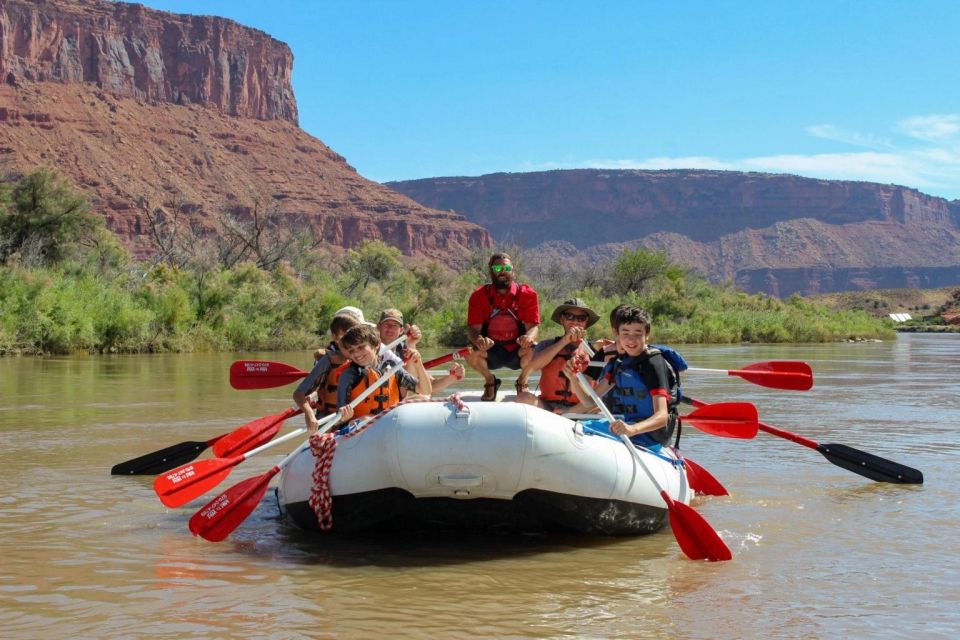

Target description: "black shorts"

left=485, top=344, right=522, bottom=370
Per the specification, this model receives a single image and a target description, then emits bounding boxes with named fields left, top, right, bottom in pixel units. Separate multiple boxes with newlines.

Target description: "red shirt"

left=467, top=282, right=540, bottom=327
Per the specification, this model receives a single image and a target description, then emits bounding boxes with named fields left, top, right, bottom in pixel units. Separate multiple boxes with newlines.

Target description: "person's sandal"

left=515, top=379, right=529, bottom=394
left=481, top=377, right=501, bottom=401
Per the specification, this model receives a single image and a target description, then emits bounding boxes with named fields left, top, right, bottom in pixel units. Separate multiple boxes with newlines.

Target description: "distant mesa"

left=388, top=169, right=960, bottom=296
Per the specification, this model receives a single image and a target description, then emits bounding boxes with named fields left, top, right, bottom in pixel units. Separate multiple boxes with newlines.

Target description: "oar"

left=680, top=403, right=759, bottom=439
left=154, top=361, right=407, bottom=507
left=682, top=457, right=729, bottom=497
left=110, top=407, right=296, bottom=476
left=684, top=397, right=923, bottom=484
left=685, top=361, right=813, bottom=391
left=189, top=413, right=375, bottom=542
left=230, top=345, right=470, bottom=389
left=229, top=360, right=309, bottom=390
left=576, top=372, right=732, bottom=561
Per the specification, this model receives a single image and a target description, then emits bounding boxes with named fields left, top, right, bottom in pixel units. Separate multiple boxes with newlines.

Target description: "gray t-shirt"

left=294, top=352, right=334, bottom=396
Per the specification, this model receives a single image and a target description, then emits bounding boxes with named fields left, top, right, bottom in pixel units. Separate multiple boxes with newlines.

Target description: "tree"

left=340, top=240, right=402, bottom=296
left=0, top=170, right=100, bottom=265
left=606, top=247, right=685, bottom=295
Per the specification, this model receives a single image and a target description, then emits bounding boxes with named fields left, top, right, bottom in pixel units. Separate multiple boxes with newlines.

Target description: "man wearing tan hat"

left=516, top=298, right=600, bottom=413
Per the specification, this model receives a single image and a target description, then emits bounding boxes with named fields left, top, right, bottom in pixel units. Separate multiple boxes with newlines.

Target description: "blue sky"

left=146, top=1, right=960, bottom=200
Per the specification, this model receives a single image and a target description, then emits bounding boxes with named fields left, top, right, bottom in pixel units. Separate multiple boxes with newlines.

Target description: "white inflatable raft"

left=278, top=400, right=691, bottom=535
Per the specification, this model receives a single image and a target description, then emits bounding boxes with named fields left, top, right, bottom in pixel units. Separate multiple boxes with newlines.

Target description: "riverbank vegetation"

left=0, top=170, right=896, bottom=355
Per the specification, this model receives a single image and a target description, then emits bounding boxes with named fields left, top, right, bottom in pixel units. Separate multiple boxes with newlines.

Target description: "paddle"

left=110, top=407, right=296, bottom=476
left=189, top=413, right=374, bottom=542
left=575, top=371, right=732, bottom=561
left=230, top=347, right=472, bottom=390
left=154, top=361, right=408, bottom=507
left=682, top=457, right=729, bottom=497
left=679, top=403, right=759, bottom=439
left=683, top=397, right=923, bottom=484
left=685, top=361, right=813, bottom=391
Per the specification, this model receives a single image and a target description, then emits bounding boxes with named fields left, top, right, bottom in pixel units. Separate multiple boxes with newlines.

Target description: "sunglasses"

left=490, top=264, right=513, bottom=273
left=562, top=312, right=590, bottom=322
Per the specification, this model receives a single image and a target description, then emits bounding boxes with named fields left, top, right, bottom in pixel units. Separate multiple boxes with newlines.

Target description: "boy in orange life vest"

left=516, top=298, right=600, bottom=413
left=466, top=253, right=540, bottom=401
left=331, top=324, right=432, bottom=429
left=293, top=312, right=361, bottom=433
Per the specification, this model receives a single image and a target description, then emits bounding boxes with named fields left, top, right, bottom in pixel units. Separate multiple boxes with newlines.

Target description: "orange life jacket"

left=538, top=340, right=581, bottom=404
left=318, top=362, right=348, bottom=416
left=347, top=365, right=403, bottom=418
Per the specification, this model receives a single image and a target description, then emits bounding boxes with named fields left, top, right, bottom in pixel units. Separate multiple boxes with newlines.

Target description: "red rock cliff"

left=0, top=0, right=491, bottom=258
left=389, top=170, right=960, bottom=296
left=0, top=0, right=297, bottom=121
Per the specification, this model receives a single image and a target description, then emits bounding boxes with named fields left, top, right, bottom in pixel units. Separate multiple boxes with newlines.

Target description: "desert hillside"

left=0, top=0, right=491, bottom=259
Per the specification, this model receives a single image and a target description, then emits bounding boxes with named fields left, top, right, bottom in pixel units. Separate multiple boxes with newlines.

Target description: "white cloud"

left=526, top=114, right=960, bottom=200
left=895, top=114, right=960, bottom=141
left=742, top=152, right=933, bottom=188
left=806, top=124, right=893, bottom=149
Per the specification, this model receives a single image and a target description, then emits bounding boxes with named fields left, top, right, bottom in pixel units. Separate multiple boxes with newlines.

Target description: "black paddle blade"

left=817, top=443, right=923, bottom=484
left=110, top=441, right=211, bottom=476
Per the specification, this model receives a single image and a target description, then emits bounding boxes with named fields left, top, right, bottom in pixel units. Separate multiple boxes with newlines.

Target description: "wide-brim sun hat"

left=550, top=298, right=600, bottom=328
left=334, top=306, right=365, bottom=323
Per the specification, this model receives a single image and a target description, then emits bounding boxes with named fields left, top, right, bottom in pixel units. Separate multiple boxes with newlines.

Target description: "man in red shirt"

left=466, top=253, right=540, bottom=400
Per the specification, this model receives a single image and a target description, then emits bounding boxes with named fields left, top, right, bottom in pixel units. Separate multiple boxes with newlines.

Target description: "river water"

left=0, top=333, right=957, bottom=639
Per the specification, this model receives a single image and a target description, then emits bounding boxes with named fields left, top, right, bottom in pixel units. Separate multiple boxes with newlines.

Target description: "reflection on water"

left=0, top=334, right=957, bottom=638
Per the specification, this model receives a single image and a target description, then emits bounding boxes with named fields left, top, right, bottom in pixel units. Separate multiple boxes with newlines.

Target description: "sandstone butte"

left=390, top=170, right=960, bottom=296
left=0, top=0, right=492, bottom=259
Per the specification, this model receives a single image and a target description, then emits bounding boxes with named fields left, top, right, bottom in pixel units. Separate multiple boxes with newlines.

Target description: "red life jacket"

left=537, top=340, right=582, bottom=403
left=482, top=284, right=523, bottom=345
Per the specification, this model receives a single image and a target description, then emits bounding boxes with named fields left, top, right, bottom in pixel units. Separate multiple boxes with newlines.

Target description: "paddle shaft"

left=422, top=347, right=471, bottom=369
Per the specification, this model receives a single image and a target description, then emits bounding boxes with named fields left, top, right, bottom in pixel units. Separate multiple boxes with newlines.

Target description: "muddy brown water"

left=0, top=334, right=956, bottom=639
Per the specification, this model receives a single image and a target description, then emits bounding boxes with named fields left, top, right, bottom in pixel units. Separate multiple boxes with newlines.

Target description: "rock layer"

left=389, top=170, right=960, bottom=296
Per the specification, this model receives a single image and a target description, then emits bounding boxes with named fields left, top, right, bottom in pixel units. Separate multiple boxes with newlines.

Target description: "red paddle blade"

left=732, top=361, right=813, bottom=391
left=683, top=402, right=759, bottom=439
left=229, top=361, right=309, bottom=390
left=683, top=457, right=729, bottom=497
left=189, top=467, right=278, bottom=541
left=153, top=456, right=242, bottom=508
left=662, top=492, right=732, bottom=561
left=212, top=408, right=296, bottom=458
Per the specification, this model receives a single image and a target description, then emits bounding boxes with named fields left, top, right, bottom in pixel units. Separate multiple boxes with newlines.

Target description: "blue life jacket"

left=604, top=346, right=684, bottom=447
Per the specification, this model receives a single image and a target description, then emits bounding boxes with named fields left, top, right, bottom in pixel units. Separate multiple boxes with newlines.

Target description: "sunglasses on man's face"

left=562, top=312, right=589, bottom=322
left=490, top=264, right=513, bottom=273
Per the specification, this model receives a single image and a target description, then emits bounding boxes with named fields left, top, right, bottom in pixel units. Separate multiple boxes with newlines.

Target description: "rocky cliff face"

left=0, top=0, right=490, bottom=258
left=1, top=0, right=297, bottom=121
left=389, top=170, right=960, bottom=296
